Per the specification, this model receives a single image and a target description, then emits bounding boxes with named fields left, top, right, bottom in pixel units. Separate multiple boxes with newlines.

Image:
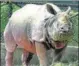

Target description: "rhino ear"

left=66, top=6, right=71, bottom=14
left=46, top=3, right=61, bottom=15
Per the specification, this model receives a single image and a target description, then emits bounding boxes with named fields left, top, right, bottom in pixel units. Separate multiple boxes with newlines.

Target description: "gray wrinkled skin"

left=5, top=3, right=60, bottom=43
left=47, top=14, right=73, bottom=41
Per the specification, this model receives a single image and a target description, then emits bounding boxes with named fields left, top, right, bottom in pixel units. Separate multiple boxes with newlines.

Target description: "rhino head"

left=45, top=3, right=73, bottom=49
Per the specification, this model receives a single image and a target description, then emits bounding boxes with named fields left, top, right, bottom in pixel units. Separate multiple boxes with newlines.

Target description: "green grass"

left=1, top=43, right=78, bottom=66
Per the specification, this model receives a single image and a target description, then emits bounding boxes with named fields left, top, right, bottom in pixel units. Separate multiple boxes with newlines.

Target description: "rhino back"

left=8, top=4, right=49, bottom=41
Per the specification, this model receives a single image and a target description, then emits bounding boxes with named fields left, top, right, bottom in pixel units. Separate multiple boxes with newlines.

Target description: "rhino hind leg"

left=4, top=28, right=17, bottom=66
left=26, top=52, right=33, bottom=64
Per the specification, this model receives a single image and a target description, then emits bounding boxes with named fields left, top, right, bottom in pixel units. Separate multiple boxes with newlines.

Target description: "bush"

left=1, top=3, right=20, bottom=32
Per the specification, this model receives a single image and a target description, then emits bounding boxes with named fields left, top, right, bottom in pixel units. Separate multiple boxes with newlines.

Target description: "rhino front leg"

left=21, top=49, right=29, bottom=66
left=35, top=42, right=48, bottom=66
left=21, top=49, right=33, bottom=66
left=53, top=48, right=66, bottom=62
left=51, top=48, right=66, bottom=66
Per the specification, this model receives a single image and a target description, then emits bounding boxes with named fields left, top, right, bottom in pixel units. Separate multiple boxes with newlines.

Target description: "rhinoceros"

left=4, top=3, right=73, bottom=66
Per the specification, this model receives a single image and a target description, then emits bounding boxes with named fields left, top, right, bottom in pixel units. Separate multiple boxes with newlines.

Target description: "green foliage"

left=1, top=3, right=20, bottom=32
left=12, top=4, right=20, bottom=12
left=68, top=11, right=78, bottom=46
left=1, top=4, right=10, bottom=32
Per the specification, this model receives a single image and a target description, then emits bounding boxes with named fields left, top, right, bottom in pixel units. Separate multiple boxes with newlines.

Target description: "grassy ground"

left=1, top=43, right=78, bottom=66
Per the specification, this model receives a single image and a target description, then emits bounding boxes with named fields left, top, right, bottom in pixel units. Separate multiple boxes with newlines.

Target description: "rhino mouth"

left=53, top=41, right=65, bottom=49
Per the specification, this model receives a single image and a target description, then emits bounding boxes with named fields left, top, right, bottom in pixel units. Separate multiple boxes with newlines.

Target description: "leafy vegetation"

left=1, top=3, right=20, bottom=32
left=1, top=4, right=10, bottom=32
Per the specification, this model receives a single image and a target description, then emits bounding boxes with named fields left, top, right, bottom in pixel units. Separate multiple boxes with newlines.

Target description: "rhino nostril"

left=63, top=31, right=66, bottom=33
left=63, top=30, right=68, bottom=33
left=61, top=27, right=64, bottom=29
